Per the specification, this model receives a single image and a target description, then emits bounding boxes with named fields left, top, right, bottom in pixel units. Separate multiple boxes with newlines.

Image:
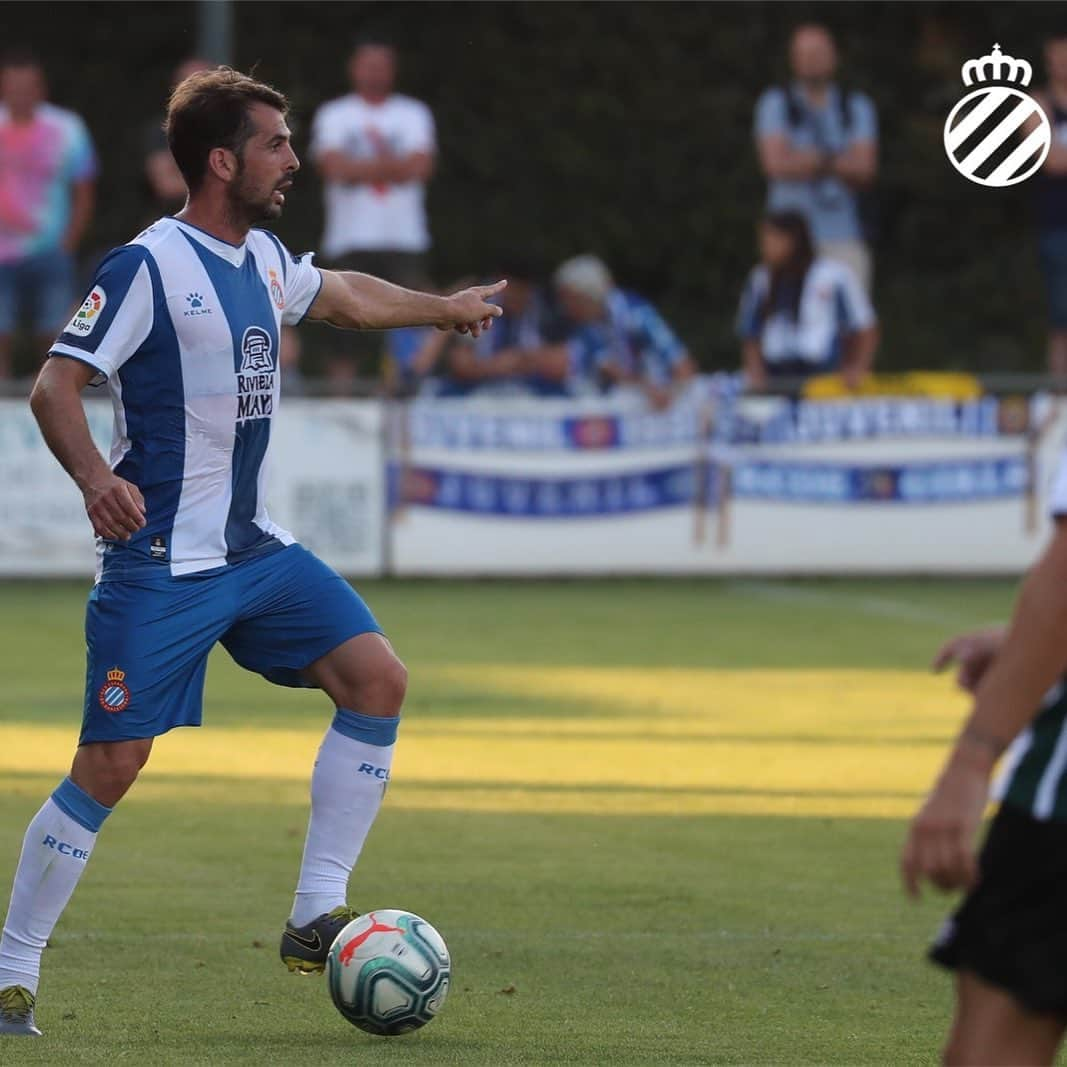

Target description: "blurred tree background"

left=17, top=0, right=1066, bottom=374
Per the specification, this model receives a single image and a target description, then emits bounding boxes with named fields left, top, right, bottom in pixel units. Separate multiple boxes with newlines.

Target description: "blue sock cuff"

left=332, top=708, right=400, bottom=747
left=52, top=777, right=112, bottom=834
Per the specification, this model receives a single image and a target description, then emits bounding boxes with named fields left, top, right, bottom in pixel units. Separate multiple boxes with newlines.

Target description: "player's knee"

left=73, top=740, right=151, bottom=806
left=342, top=653, right=407, bottom=716
left=365, top=654, right=408, bottom=716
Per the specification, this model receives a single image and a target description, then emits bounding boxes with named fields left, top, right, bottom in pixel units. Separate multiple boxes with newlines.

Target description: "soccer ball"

left=325, top=909, right=451, bottom=1036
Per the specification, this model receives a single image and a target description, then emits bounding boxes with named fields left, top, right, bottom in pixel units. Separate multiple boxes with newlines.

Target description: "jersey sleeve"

left=49, top=245, right=154, bottom=385
left=403, top=101, right=436, bottom=154
left=834, top=264, right=876, bottom=331
left=847, top=92, right=878, bottom=145
left=736, top=269, right=766, bottom=340
left=635, top=301, right=685, bottom=384
left=66, top=113, right=99, bottom=183
left=755, top=88, right=788, bottom=139
left=282, top=250, right=324, bottom=326
left=309, top=102, right=347, bottom=158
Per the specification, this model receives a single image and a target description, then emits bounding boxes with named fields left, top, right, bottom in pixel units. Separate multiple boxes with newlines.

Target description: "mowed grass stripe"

left=0, top=664, right=964, bottom=817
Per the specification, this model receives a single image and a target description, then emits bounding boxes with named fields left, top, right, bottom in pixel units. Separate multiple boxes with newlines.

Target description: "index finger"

left=931, top=639, right=960, bottom=673
left=476, top=280, right=508, bottom=298
left=899, top=837, right=921, bottom=899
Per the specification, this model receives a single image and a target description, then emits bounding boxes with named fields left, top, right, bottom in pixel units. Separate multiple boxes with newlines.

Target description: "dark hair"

left=759, top=211, right=815, bottom=323
left=165, top=67, right=289, bottom=193
left=0, top=47, right=42, bottom=72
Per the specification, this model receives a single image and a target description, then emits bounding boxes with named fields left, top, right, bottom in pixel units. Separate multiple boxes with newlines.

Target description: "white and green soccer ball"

left=326, top=909, right=451, bottom=1036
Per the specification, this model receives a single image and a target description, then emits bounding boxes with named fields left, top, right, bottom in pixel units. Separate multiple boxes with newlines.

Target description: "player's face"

left=350, top=46, right=396, bottom=100
left=231, top=103, right=300, bottom=223
left=790, top=28, right=837, bottom=84
left=759, top=222, right=793, bottom=268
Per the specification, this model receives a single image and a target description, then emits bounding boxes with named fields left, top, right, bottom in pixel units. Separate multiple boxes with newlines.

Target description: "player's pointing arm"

left=307, top=271, right=506, bottom=338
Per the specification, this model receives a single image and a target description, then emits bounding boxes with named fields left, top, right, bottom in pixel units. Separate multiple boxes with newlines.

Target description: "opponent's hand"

left=933, top=626, right=1007, bottom=694
left=440, top=280, right=507, bottom=338
left=83, top=473, right=146, bottom=541
left=900, top=753, right=990, bottom=899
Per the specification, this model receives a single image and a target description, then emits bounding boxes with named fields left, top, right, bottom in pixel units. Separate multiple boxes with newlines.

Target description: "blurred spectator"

left=755, top=24, right=878, bottom=290
left=311, top=38, right=435, bottom=388
left=548, top=255, right=695, bottom=409
left=142, top=57, right=212, bottom=220
left=0, top=48, right=97, bottom=379
left=1031, top=34, right=1067, bottom=377
left=737, top=211, right=878, bottom=391
left=383, top=324, right=452, bottom=396
left=440, top=265, right=569, bottom=397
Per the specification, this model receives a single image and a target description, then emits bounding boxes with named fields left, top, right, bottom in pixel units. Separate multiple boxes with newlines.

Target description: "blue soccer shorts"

left=80, top=543, right=382, bottom=744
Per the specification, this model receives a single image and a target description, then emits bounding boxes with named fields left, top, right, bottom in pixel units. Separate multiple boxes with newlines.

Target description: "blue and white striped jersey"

left=49, top=217, right=323, bottom=579
left=736, top=258, right=875, bottom=371
left=568, top=289, right=686, bottom=389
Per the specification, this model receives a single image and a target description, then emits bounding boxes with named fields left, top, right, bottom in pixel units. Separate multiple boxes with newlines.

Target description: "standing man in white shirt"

left=311, top=39, right=436, bottom=387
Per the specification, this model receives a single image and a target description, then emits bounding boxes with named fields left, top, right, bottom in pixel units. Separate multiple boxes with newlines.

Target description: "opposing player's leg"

left=944, top=971, right=1064, bottom=1066
left=930, top=802, right=1067, bottom=1065
left=219, top=544, right=403, bottom=974
left=0, top=574, right=229, bottom=1034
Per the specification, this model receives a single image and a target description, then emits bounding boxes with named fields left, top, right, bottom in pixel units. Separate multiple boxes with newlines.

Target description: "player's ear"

left=207, top=146, right=239, bottom=184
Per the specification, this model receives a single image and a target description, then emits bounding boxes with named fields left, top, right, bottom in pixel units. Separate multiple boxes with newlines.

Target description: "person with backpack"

left=754, top=24, right=878, bottom=291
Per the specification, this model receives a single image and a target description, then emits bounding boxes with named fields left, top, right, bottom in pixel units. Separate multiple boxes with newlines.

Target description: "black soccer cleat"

left=0, top=985, right=41, bottom=1037
left=280, top=905, right=361, bottom=974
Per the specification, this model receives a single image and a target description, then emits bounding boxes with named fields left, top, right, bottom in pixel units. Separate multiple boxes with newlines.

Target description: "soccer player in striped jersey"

left=0, top=68, right=504, bottom=1037
left=902, top=474, right=1067, bottom=1064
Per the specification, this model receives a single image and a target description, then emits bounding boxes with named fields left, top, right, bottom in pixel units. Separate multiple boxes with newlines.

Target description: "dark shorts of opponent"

left=930, top=802, right=1067, bottom=1017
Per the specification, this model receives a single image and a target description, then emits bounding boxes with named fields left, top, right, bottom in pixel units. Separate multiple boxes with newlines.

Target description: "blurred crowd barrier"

left=2, top=377, right=1062, bottom=578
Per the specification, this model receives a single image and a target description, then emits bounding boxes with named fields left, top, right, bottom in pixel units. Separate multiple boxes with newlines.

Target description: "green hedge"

left=21, top=1, right=1067, bottom=373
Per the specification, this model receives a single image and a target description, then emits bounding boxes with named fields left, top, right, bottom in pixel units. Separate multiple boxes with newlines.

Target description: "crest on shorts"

left=268, top=269, right=285, bottom=310
left=98, top=667, right=131, bottom=713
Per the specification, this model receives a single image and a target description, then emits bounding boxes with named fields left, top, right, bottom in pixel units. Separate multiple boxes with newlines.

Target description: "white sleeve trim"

left=48, top=343, right=109, bottom=386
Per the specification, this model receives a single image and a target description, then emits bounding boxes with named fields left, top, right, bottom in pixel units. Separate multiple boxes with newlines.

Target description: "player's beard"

left=228, top=161, right=283, bottom=226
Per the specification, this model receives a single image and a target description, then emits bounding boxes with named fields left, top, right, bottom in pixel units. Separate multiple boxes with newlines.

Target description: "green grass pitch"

left=0, top=576, right=1034, bottom=1064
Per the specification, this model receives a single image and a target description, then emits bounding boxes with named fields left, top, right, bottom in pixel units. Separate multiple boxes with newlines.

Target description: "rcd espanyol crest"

left=944, top=44, right=1050, bottom=187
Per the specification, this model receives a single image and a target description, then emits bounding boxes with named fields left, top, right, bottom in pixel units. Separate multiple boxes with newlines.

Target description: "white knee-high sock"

left=289, top=709, right=399, bottom=927
left=0, top=778, right=112, bottom=994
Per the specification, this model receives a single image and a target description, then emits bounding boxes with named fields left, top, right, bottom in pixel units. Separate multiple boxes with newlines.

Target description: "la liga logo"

left=67, top=286, right=106, bottom=336
left=944, top=44, right=1051, bottom=187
